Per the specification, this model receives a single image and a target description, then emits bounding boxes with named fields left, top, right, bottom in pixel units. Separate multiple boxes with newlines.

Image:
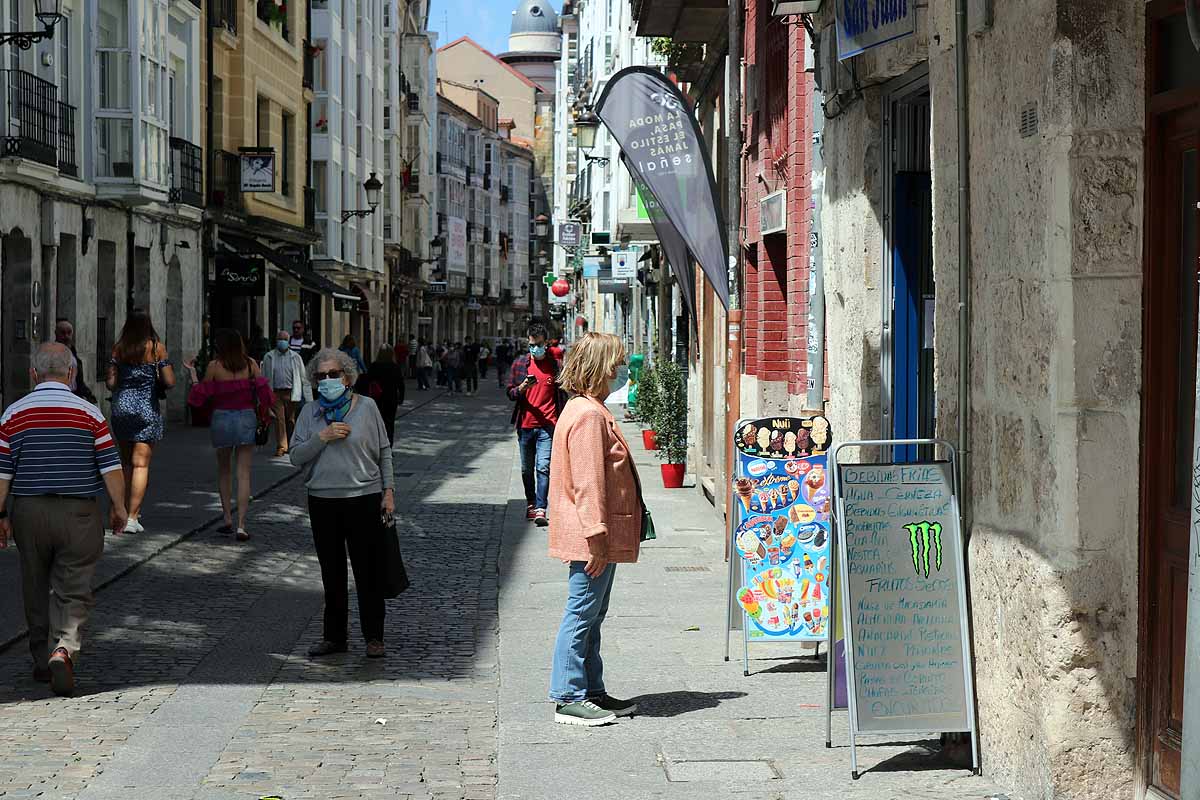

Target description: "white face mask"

left=318, top=378, right=348, bottom=401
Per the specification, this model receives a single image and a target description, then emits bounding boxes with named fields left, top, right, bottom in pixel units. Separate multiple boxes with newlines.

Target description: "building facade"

left=0, top=0, right=206, bottom=420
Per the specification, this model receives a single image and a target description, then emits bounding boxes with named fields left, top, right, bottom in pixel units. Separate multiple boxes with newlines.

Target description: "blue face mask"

left=318, top=378, right=348, bottom=401
left=276, top=340, right=289, bottom=352
left=530, top=344, right=547, bottom=359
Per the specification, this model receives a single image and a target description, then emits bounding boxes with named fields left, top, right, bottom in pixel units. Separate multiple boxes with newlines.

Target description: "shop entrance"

left=1140, top=4, right=1200, bottom=797
left=881, top=67, right=934, bottom=462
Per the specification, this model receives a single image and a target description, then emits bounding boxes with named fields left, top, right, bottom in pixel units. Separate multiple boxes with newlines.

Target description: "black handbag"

left=151, top=338, right=168, bottom=401
left=379, top=516, right=410, bottom=598
left=250, top=376, right=271, bottom=446
left=626, top=447, right=657, bottom=542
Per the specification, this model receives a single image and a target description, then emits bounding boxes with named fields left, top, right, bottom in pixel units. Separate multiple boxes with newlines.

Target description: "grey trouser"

left=12, top=495, right=104, bottom=665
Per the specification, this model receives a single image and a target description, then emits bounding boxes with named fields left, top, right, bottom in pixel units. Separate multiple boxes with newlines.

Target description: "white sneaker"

left=124, top=517, right=144, bottom=534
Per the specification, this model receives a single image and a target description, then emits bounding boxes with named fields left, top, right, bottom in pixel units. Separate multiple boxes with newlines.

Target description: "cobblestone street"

left=0, top=388, right=509, bottom=800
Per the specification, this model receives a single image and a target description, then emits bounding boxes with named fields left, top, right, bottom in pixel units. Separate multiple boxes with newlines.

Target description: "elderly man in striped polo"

left=0, top=342, right=128, bottom=696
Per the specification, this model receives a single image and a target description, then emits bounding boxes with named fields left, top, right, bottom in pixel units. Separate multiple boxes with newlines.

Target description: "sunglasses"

left=313, top=369, right=345, bottom=380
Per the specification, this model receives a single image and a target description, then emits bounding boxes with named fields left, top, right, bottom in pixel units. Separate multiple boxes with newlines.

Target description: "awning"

left=217, top=233, right=355, bottom=300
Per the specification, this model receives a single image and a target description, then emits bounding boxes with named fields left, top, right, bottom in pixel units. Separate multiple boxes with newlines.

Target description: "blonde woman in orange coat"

left=547, top=332, right=644, bottom=727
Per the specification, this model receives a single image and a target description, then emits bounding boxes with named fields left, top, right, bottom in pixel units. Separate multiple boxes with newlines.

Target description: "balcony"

left=210, top=0, right=237, bottom=33
left=168, top=137, right=203, bottom=207
left=208, top=150, right=243, bottom=213
left=407, top=92, right=418, bottom=112
left=405, top=173, right=420, bottom=194
left=466, top=222, right=475, bottom=241
left=1, top=70, right=65, bottom=171
left=500, top=184, right=510, bottom=203
left=483, top=226, right=491, bottom=244
left=483, top=174, right=491, bottom=190
left=56, top=100, right=78, bottom=178
left=305, top=186, right=316, bottom=229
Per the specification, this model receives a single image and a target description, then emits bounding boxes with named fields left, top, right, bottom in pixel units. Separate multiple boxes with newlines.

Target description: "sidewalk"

left=0, top=391, right=441, bottom=650
left=496, top=418, right=1009, bottom=799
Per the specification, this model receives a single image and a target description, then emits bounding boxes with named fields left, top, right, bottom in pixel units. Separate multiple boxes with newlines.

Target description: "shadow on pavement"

left=631, top=690, right=749, bottom=718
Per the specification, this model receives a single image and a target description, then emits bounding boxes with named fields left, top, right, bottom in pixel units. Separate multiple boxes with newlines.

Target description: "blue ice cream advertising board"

left=732, top=416, right=833, bottom=642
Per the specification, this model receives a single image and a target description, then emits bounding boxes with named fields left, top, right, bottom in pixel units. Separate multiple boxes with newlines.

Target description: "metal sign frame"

left=828, top=438, right=980, bottom=780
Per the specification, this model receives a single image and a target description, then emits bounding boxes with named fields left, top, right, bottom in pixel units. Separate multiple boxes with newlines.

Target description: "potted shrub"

left=636, top=365, right=660, bottom=449
left=650, top=360, right=687, bottom=488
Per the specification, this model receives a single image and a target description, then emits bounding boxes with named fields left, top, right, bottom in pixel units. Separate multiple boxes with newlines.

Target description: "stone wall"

left=818, top=2, right=1144, bottom=798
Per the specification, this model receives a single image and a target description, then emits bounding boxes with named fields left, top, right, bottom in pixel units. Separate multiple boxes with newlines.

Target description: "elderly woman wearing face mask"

left=290, top=348, right=396, bottom=659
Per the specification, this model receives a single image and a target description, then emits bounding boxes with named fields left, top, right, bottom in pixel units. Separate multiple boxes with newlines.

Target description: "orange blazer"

left=548, top=396, right=642, bottom=564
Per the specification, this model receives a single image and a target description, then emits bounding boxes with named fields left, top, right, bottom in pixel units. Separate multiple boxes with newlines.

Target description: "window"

left=139, top=0, right=169, bottom=184
left=313, top=41, right=327, bottom=92
left=58, top=13, right=70, bottom=101
left=383, top=105, right=390, bottom=130
left=96, top=0, right=133, bottom=178
left=313, top=161, right=326, bottom=212
left=257, top=96, right=270, bottom=146
left=8, top=0, right=18, bottom=70
left=281, top=111, right=293, bottom=196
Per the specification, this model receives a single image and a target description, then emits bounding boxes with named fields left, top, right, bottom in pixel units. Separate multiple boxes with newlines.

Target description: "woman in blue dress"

left=106, top=308, right=175, bottom=534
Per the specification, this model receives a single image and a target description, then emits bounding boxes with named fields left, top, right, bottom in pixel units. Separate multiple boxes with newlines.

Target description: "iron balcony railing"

left=210, top=0, right=237, bottom=33
left=1, top=69, right=60, bottom=169
left=208, top=150, right=243, bottom=212
left=56, top=99, right=77, bottom=177
left=168, top=137, right=203, bottom=206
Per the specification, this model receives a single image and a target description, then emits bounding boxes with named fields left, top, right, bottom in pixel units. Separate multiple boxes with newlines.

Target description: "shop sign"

left=215, top=255, right=266, bottom=296
left=558, top=221, right=583, bottom=247
left=612, top=250, right=637, bottom=279
left=466, top=299, right=482, bottom=311
left=334, top=296, right=359, bottom=312
left=447, top=217, right=467, bottom=268
left=836, top=0, right=915, bottom=60
left=239, top=150, right=276, bottom=192
left=417, top=315, right=433, bottom=324
left=427, top=281, right=448, bottom=294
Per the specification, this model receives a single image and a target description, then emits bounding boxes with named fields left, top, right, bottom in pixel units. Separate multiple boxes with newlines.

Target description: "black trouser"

left=479, top=359, right=488, bottom=378
left=309, top=493, right=385, bottom=643
left=378, top=402, right=397, bottom=445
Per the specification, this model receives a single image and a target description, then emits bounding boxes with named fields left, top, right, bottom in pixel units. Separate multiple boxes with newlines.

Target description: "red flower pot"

left=660, top=463, right=685, bottom=488
left=642, top=429, right=659, bottom=450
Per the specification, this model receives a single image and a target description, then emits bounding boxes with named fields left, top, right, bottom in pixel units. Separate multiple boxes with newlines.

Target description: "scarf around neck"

left=316, top=387, right=353, bottom=423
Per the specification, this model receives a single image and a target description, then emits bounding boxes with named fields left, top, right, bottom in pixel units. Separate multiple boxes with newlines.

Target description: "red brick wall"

left=741, top=0, right=812, bottom=399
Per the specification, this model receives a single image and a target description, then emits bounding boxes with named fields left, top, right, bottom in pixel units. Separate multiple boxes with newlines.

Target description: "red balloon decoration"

left=551, top=278, right=571, bottom=297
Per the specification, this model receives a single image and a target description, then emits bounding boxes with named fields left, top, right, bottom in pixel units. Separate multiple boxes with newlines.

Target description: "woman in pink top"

left=184, top=330, right=273, bottom=541
left=546, top=333, right=643, bottom=727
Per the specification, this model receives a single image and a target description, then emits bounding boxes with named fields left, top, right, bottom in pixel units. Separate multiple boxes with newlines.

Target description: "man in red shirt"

left=506, top=322, right=565, bottom=526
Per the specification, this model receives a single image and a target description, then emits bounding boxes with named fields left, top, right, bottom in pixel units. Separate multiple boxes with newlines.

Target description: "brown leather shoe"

left=307, top=640, right=348, bottom=657
left=365, top=640, right=385, bottom=658
left=48, top=648, right=74, bottom=696
left=32, top=664, right=50, bottom=682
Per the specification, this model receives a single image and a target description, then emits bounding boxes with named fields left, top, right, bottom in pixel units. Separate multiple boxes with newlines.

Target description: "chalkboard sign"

left=832, top=454, right=977, bottom=746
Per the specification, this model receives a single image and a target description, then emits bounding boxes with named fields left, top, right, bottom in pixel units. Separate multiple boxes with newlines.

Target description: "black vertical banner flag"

left=622, top=154, right=697, bottom=327
left=596, top=67, right=729, bottom=309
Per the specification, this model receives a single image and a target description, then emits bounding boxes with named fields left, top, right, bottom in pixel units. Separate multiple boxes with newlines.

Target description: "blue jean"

left=517, top=426, right=553, bottom=510
left=549, top=562, right=617, bottom=703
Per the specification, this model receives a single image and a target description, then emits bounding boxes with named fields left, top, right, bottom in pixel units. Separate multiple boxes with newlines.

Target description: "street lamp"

left=429, top=236, right=444, bottom=259
left=534, top=214, right=550, bottom=238
left=0, top=0, right=62, bottom=48
left=771, top=0, right=822, bottom=13
left=574, top=110, right=601, bottom=151
left=537, top=249, right=549, bottom=267
left=341, top=172, right=383, bottom=221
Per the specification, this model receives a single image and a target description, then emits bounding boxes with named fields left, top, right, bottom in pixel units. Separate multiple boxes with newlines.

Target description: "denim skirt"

left=210, top=408, right=257, bottom=448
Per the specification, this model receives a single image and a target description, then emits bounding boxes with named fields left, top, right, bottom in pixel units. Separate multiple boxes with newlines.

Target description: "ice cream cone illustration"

left=781, top=533, right=796, bottom=559
left=735, top=478, right=754, bottom=511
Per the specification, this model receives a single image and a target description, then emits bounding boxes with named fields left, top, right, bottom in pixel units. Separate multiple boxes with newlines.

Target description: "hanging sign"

left=623, top=154, right=695, bottom=326
left=239, top=149, right=276, bottom=192
left=215, top=255, right=265, bottom=296
left=595, top=67, right=729, bottom=309
left=836, top=0, right=916, bottom=60
left=558, top=221, right=583, bottom=247
left=730, top=416, right=834, bottom=645
left=612, top=250, right=637, bottom=279
left=447, top=217, right=467, bottom=269
left=829, top=439, right=979, bottom=778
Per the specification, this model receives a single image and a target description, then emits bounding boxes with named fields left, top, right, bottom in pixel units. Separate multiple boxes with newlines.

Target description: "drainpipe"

left=203, top=0, right=214, bottom=361
left=805, top=74, right=826, bottom=412
left=126, top=213, right=135, bottom=315
left=955, top=0, right=972, bottom=526
left=724, top=0, right=744, bottom=545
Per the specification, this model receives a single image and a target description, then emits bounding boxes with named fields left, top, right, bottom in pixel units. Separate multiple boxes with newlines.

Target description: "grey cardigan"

left=290, top=395, right=395, bottom=498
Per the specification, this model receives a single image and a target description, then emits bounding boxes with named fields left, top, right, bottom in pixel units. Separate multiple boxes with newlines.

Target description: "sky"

left=427, top=0, right=512, bottom=55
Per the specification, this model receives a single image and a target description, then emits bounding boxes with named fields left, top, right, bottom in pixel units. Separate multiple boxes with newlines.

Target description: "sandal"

left=236, top=528, right=250, bottom=542
left=217, top=522, right=234, bottom=535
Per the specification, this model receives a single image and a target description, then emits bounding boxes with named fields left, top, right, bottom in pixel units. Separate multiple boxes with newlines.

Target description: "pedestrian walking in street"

left=247, top=325, right=270, bottom=364
left=495, top=339, right=512, bottom=388
left=262, top=330, right=312, bottom=457
left=446, top=343, right=463, bottom=394
left=340, top=335, right=367, bottom=374
left=0, top=342, right=128, bottom=696
left=547, top=332, right=640, bottom=726
left=362, top=345, right=404, bottom=445
left=106, top=308, right=175, bottom=534
left=506, top=322, right=565, bottom=527
left=184, top=330, right=274, bottom=542
left=290, top=348, right=395, bottom=659
left=416, top=340, right=433, bottom=390
left=289, top=320, right=318, bottom=364
left=478, top=342, right=491, bottom=380
left=54, top=318, right=97, bottom=404
left=462, top=337, right=480, bottom=396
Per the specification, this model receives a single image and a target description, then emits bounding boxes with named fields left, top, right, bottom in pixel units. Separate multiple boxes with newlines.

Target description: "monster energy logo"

left=903, top=521, right=943, bottom=578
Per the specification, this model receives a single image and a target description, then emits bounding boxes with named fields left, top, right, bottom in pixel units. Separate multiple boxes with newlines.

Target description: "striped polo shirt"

left=0, top=382, right=122, bottom=496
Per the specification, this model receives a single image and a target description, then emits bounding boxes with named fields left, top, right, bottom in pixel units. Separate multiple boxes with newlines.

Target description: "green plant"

left=650, top=37, right=704, bottom=67
left=649, top=360, right=687, bottom=465
left=634, top=365, right=659, bottom=427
